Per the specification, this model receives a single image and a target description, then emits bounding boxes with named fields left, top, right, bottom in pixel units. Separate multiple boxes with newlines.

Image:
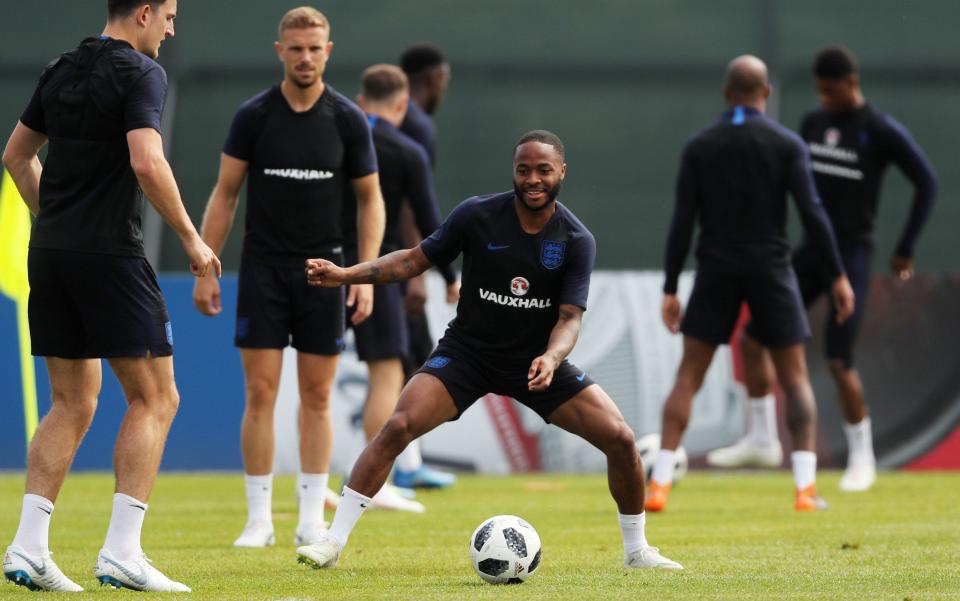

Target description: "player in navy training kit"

left=645, top=56, right=854, bottom=514
left=709, top=46, right=938, bottom=492
left=339, top=64, right=458, bottom=511
left=3, top=0, right=219, bottom=592
left=297, top=131, right=683, bottom=571
left=192, top=8, right=385, bottom=548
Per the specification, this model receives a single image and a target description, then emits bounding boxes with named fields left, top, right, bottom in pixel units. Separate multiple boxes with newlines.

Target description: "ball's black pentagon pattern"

left=502, top=527, right=527, bottom=558
left=477, top=558, right=510, bottom=576
left=473, top=520, right=495, bottom=551
left=528, top=549, right=541, bottom=573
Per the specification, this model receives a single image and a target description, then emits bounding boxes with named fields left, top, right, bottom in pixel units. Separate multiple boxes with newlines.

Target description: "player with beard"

left=707, top=46, right=938, bottom=492
left=192, top=7, right=385, bottom=548
left=296, top=130, right=683, bottom=572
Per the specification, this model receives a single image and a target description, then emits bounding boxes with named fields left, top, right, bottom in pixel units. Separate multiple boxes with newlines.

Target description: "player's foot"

left=706, top=436, right=783, bottom=468
left=371, top=485, right=426, bottom=513
left=324, top=487, right=340, bottom=511
left=294, top=522, right=329, bottom=546
left=94, top=548, right=191, bottom=592
left=296, top=535, right=342, bottom=569
left=624, top=546, right=683, bottom=570
left=644, top=479, right=671, bottom=513
left=393, top=465, right=457, bottom=489
left=233, top=521, right=275, bottom=548
left=794, top=484, right=829, bottom=512
left=839, top=460, right=876, bottom=492
left=3, top=545, right=83, bottom=592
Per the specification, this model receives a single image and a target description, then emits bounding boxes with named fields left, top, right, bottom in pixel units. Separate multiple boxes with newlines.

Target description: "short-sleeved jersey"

left=663, top=106, right=843, bottom=294
left=420, top=192, right=596, bottom=361
left=801, top=104, right=937, bottom=254
left=23, top=37, right=167, bottom=257
left=223, top=84, right=377, bottom=264
left=399, top=101, right=437, bottom=166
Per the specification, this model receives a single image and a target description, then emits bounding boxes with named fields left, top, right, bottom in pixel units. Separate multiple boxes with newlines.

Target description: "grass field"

left=1, top=471, right=958, bottom=600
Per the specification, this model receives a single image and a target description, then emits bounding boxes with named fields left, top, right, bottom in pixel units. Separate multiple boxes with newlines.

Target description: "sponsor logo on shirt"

left=510, top=276, right=530, bottom=297
left=479, top=288, right=552, bottom=309
left=809, top=143, right=859, bottom=164
left=824, top=127, right=841, bottom=147
left=263, top=168, right=335, bottom=181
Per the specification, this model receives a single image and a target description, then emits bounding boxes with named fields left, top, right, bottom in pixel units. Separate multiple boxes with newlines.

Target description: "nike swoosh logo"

left=127, top=504, right=146, bottom=511
left=102, top=556, right=149, bottom=587
left=11, top=551, right=46, bottom=576
left=38, top=506, right=52, bottom=515
left=359, top=503, right=368, bottom=508
left=576, top=372, right=586, bottom=382
left=487, top=243, right=510, bottom=251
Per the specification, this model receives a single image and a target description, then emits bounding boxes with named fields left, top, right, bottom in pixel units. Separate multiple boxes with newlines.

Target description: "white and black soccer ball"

left=636, top=433, right=688, bottom=482
left=469, top=515, right=542, bottom=584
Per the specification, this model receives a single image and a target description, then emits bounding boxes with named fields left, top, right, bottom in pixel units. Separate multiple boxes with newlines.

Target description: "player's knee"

left=244, top=376, right=279, bottom=410
left=662, top=401, right=690, bottom=432
left=381, top=412, right=415, bottom=450
left=827, top=358, right=853, bottom=379
left=604, top=422, right=637, bottom=460
left=52, top=392, right=98, bottom=430
left=299, top=382, right=333, bottom=414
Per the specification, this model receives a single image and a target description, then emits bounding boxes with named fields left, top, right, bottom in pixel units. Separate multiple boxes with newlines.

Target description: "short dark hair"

left=108, top=0, right=166, bottom=19
left=400, top=43, right=446, bottom=78
left=515, top=130, right=565, bottom=161
left=361, top=64, right=408, bottom=102
left=813, top=45, right=858, bottom=79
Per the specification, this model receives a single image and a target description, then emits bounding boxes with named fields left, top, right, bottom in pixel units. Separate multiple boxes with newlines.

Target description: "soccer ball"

left=469, top=515, right=542, bottom=584
left=636, top=433, right=688, bottom=482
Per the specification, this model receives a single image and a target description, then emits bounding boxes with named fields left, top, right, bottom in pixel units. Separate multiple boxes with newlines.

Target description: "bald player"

left=646, top=56, right=854, bottom=513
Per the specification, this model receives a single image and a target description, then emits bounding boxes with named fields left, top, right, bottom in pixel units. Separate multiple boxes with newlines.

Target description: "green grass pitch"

left=1, top=471, right=958, bottom=600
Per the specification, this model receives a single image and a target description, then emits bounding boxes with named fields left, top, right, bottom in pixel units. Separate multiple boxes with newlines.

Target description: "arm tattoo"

left=360, top=250, right=423, bottom=284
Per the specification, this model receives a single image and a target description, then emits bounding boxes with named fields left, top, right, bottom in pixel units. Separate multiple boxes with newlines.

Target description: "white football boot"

left=94, top=548, right=191, bottom=592
left=294, top=522, right=329, bottom=546
left=233, top=521, right=275, bottom=548
left=624, top=546, right=684, bottom=570
left=3, top=545, right=83, bottom=592
left=839, top=459, right=876, bottom=492
left=296, top=535, right=342, bottom=569
left=370, top=485, right=425, bottom=513
left=706, top=436, right=783, bottom=468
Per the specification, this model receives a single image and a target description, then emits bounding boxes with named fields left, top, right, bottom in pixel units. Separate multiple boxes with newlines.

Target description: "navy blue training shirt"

left=22, top=37, right=166, bottom=257
left=223, top=84, right=377, bottom=264
left=664, top=106, right=844, bottom=294
left=420, top=192, right=596, bottom=361
left=399, top=101, right=437, bottom=166
left=801, top=104, right=937, bottom=257
left=342, top=116, right=455, bottom=283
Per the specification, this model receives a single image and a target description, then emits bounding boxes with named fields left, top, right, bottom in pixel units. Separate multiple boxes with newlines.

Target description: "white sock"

left=617, top=512, right=648, bottom=555
left=791, top=451, right=817, bottom=490
left=103, top=493, right=147, bottom=561
left=327, top=486, right=372, bottom=547
left=395, top=439, right=423, bottom=472
left=651, top=449, right=676, bottom=485
left=747, top=394, right=778, bottom=445
left=12, top=494, right=54, bottom=556
left=244, top=473, right=273, bottom=525
left=297, top=472, right=329, bottom=530
left=843, top=417, right=875, bottom=465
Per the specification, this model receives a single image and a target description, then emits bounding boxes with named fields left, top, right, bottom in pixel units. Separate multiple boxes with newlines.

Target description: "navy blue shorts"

left=682, top=267, right=810, bottom=348
left=235, top=256, right=345, bottom=355
left=347, top=282, right=410, bottom=361
left=416, top=334, right=595, bottom=422
left=28, top=248, right=173, bottom=359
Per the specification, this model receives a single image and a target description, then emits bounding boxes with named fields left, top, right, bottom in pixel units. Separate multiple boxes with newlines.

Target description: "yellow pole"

left=16, top=297, right=38, bottom=442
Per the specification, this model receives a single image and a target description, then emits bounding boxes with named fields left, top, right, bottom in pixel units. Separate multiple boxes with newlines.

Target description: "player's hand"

left=347, top=283, right=374, bottom=325
left=445, top=280, right=461, bottom=304
left=305, top=258, right=348, bottom=287
left=405, top=274, right=428, bottom=315
left=193, top=273, right=222, bottom=316
left=661, top=294, right=682, bottom=333
left=831, top=275, right=855, bottom=324
left=890, top=255, right=914, bottom=281
left=183, top=235, right=221, bottom=279
left=528, top=354, right=559, bottom=392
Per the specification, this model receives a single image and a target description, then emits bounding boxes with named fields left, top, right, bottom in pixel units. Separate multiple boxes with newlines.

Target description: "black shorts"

left=27, top=248, right=172, bottom=359
left=416, top=334, right=595, bottom=422
left=682, top=267, right=810, bottom=348
left=235, top=256, right=345, bottom=355
left=347, top=282, right=410, bottom=362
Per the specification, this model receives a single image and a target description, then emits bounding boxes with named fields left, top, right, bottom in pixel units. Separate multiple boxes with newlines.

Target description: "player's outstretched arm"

left=528, top=304, right=584, bottom=392
left=2, top=122, right=46, bottom=216
left=306, top=245, right=433, bottom=287
left=128, top=128, right=221, bottom=278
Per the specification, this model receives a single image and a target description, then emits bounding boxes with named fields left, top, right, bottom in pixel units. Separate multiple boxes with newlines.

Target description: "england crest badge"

left=540, top=240, right=566, bottom=270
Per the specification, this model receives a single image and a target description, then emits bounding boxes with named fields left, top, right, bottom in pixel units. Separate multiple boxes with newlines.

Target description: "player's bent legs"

left=362, top=359, right=405, bottom=441
left=547, top=384, right=643, bottom=513
left=239, top=348, right=283, bottom=475
left=296, top=352, right=339, bottom=474
left=661, top=336, right=717, bottom=451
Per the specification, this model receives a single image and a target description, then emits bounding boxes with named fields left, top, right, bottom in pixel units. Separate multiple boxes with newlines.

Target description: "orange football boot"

left=644, top=479, right=672, bottom=512
left=794, top=484, right=829, bottom=512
